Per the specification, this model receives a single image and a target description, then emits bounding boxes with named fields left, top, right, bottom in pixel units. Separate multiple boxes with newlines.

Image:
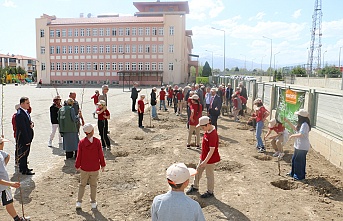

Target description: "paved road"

left=1, top=84, right=134, bottom=181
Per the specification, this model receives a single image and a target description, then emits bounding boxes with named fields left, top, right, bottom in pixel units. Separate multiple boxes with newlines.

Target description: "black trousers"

left=18, top=143, right=30, bottom=172
left=131, top=98, right=137, bottom=111
left=66, top=150, right=77, bottom=159
left=138, top=113, right=144, bottom=127
left=210, top=115, right=219, bottom=130
left=98, top=120, right=110, bottom=148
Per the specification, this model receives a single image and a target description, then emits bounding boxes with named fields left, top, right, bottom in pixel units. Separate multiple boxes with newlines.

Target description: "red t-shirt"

left=167, top=89, right=173, bottom=98
left=239, top=96, right=247, bottom=104
left=96, top=108, right=110, bottom=120
left=189, top=103, right=202, bottom=126
left=177, top=91, right=184, bottom=101
left=256, top=106, right=267, bottom=122
left=138, top=99, right=145, bottom=113
left=159, top=90, right=166, bottom=100
left=270, top=123, right=285, bottom=133
left=200, top=127, right=220, bottom=164
left=91, top=93, right=99, bottom=104
left=12, top=113, right=16, bottom=138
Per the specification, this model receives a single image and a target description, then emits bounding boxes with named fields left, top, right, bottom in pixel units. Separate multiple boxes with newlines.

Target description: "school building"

left=35, top=1, right=198, bottom=86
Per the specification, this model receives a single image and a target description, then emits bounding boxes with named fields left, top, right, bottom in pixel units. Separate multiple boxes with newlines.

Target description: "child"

left=75, top=123, right=106, bottom=209
left=176, top=87, right=184, bottom=116
left=137, top=94, right=145, bottom=128
left=264, top=118, right=288, bottom=158
left=0, top=137, right=26, bottom=221
left=96, top=100, right=111, bottom=150
left=232, top=93, right=242, bottom=122
left=91, top=90, right=100, bottom=118
left=251, top=98, right=269, bottom=153
left=187, top=94, right=202, bottom=148
left=159, top=87, right=167, bottom=111
left=167, top=85, right=173, bottom=106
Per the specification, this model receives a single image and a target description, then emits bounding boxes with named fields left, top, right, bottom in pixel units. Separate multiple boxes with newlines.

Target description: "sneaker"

left=200, top=191, right=214, bottom=198
left=91, top=202, right=97, bottom=209
left=107, top=145, right=111, bottom=150
left=186, top=144, right=191, bottom=148
left=272, top=152, right=280, bottom=157
left=139, top=126, right=144, bottom=128
left=48, top=141, right=52, bottom=147
left=278, top=152, right=285, bottom=158
left=186, top=185, right=198, bottom=195
left=76, top=202, right=82, bottom=209
left=258, top=148, right=266, bottom=153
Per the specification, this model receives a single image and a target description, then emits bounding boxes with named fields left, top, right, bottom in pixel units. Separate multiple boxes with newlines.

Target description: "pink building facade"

left=36, top=1, right=197, bottom=86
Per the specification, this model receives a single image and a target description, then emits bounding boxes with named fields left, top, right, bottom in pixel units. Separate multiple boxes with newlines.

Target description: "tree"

left=17, top=66, right=26, bottom=75
left=202, top=61, right=212, bottom=77
left=234, top=67, right=239, bottom=72
left=318, top=66, right=341, bottom=78
left=291, top=66, right=307, bottom=77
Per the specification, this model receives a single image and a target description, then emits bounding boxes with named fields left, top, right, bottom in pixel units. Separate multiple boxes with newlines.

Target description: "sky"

left=1, top=0, right=343, bottom=71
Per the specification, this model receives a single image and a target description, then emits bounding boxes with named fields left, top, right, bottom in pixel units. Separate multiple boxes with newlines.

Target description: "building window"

left=112, top=28, right=116, bottom=36
left=106, top=28, right=110, bottom=36
left=145, top=62, right=150, bottom=71
left=152, top=45, right=157, bottom=53
left=86, top=28, right=91, bottom=36
left=138, top=45, right=143, bottom=53
left=99, top=28, right=104, bottom=36
left=99, top=45, right=104, bottom=53
left=62, top=62, right=67, bottom=70
left=80, top=46, right=85, bottom=54
left=93, top=45, right=98, bottom=53
left=80, top=28, right=85, bottom=36
left=125, top=62, right=130, bottom=70
left=87, top=62, right=91, bottom=70
left=50, top=46, right=54, bottom=54
left=158, top=27, right=164, bottom=36
left=106, top=62, right=110, bottom=70
left=132, top=62, right=137, bottom=71
left=158, top=62, right=163, bottom=71
left=56, top=62, right=61, bottom=70
left=145, top=27, right=150, bottom=36
left=138, top=27, right=143, bottom=36
left=118, top=62, right=123, bottom=71
left=80, top=62, right=85, bottom=70
left=39, top=46, right=44, bottom=54
left=105, top=45, right=110, bottom=53
left=74, top=29, right=79, bottom=37
left=75, top=62, right=79, bottom=70
left=50, top=30, right=54, bottom=37
left=152, top=27, right=157, bottom=35
left=132, top=45, right=137, bottom=53
left=86, top=45, right=91, bottom=53
left=62, top=29, right=66, bottom=37
left=152, top=62, right=157, bottom=71
left=169, top=44, right=174, bottom=53
left=68, top=29, right=72, bottom=37
left=68, top=46, right=73, bottom=54
left=112, top=62, right=117, bottom=70
left=69, top=62, right=73, bottom=70
left=112, top=45, right=117, bottom=53
left=126, top=28, right=130, bottom=36
left=118, top=28, right=123, bottom=36
left=125, top=45, right=130, bottom=53
left=51, top=63, right=55, bottom=70
left=93, top=28, right=98, bottom=36
left=93, top=62, right=98, bottom=70
left=145, top=45, right=150, bottom=53
left=74, top=46, right=79, bottom=54
left=56, top=46, right=60, bottom=54
left=118, top=45, right=123, bottom=53
left=99, top=62, right=104, bottom=70
left=40, top=29, right=45, bottom=37
left=56, top=30, right=61, bottom=37
left=169, top=63, right=174, bottom=70
left=132, top=27, right=137, bottom=36
left=138, top=62, right=143, bottom=71
left=62, top=46, right=67, bottom=54
left=158, top=45, right=163, bottom=53
left=169, top=26, right=174, bottom=36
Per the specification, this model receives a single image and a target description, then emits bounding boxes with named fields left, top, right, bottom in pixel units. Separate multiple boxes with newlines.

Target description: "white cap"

left=295, top=109, right=309, bottom=118
left=83, top=123, right=95, bottom=133
left=196, top=116, right=210, bottom=127
left=97, top=100, right=106, bottom=105
left=0, top=137, right=9, bottom=143
left=191, top=94, right=199, bottom=100
left=166, top=163, right=197, bottom=185
left=268, top=118, right=277, bottom=128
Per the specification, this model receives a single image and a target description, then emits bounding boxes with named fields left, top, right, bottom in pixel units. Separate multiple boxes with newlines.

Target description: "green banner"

left=275, top=88, right=305, bottom=132
left=196, top=77, right=209, bottom=84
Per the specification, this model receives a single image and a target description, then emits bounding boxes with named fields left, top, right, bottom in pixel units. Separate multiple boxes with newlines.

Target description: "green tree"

left=202, top=61, right=212, bottom=77
left=234, top=67, right=239, bottom=72
left=17, top=66, right=26, bottom=75
left=318, top=65, right=341, bottom=78
left=291, top=66, right=307, bottom=77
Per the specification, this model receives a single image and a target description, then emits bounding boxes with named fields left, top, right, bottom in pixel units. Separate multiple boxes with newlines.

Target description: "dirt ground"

left=5, top=105, right=343, bottom=221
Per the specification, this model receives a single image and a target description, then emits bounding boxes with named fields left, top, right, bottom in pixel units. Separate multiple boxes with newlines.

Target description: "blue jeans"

left=290, top=149, right=308, bottom=180
left=256, top=121, right=264, bottom=148
left=159, top=100, right=167, bottom=110
left=151, top=105, right=157, bottom=118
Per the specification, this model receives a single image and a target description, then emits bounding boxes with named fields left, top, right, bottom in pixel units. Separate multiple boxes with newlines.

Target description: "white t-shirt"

left=0, top=150, right=9, bottom=192
left=294, top=122, right=310, bottom=151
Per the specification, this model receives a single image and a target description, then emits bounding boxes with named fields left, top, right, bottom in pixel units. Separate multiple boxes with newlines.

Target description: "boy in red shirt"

left=137, top=94, right=145, bottom=128
left=75, top=123, right=106, bottom=210
left=187, top=94, right=202, bottom=148
left=91, top=90, right=100, bottom=118
left=96, top=100, right=111, bottom=149
left=159, top=87, right=168, bottom=111
left=187, top=116, right=220, bottom=198
left=264, top=118, right=288, bottom=158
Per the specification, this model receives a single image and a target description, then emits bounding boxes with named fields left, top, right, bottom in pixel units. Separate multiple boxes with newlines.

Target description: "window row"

left=49, top=62, right=168, bottom=71
left=44, top=26, right=175, bottom=38
left=43, top=44, right=174, bottom=54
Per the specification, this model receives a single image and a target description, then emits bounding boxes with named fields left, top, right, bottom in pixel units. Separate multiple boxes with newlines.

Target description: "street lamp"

left=263, top=36, right=273, bottom=81
left=274, top=51, right=280, bottom=70
left=339, top=46, right=343, bottom=90
left=205, top=50, right=214, bottom=74
left=322, top=50, right=327, bottom=68
left=261, top=55, right=266, bottom=74
left=251, top=58, right=256, bottom=71
left=212, top=27, right=226, bottom=72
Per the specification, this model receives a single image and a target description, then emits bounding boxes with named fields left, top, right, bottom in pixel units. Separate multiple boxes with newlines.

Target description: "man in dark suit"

left=15, top=97, right=35, bottom=175
left=208, top=88, right=222, bottom=130
left=130, top=82, right=141, bottom=112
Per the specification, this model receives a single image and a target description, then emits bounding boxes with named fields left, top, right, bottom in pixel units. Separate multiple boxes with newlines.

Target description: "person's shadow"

left=10, top=172, right=36, bottom=204
left=76, top=208, right=110, bottom=221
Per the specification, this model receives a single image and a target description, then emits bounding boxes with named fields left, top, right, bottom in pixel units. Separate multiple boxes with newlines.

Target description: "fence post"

left=308, top=89, right=317, bottom=126
left=269, top=84, right=276, bottom=120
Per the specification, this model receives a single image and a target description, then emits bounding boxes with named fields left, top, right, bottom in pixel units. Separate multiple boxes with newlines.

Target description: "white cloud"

left=249, top=12, right=266, bottom=21
left=292, top=9, right=302, bottom=19
left=3, top=0, right=16, bottom=7
left=322, top=19, right=343, bottom=38
left=188, top=0, right=224, bottom=21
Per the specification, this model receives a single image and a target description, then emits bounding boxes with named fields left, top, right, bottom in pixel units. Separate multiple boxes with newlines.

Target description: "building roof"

left=50, top=16, right=164, bottom=25
left=0, top=53, right=36, bottom=60
left=133, top=1, right=189, bottom=14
